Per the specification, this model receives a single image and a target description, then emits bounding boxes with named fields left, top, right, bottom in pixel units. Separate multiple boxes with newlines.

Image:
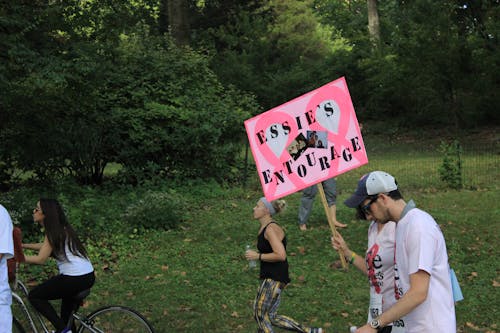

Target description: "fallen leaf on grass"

left=231, top=311, right=239, bottom=318
left=329, top=260, right=344, bottom=270
left=466, top=322, right=481, bottom=330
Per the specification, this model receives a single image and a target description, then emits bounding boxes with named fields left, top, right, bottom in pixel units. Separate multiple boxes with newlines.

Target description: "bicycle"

left=9, top=228, right=155, bottom=333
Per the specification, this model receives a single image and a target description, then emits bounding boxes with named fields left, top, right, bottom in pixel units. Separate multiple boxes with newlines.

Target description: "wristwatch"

left=369, top=318, right=381, bottom=330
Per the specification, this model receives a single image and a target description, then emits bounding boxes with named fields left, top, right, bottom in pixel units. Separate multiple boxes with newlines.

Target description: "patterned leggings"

left=253, top=278, right=309, bottom=333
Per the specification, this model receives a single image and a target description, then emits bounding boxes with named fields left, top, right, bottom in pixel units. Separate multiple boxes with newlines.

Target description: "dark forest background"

left=1, top=0, right=498, bottom=188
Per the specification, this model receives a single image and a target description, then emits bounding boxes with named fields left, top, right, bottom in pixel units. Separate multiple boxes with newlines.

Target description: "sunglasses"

left=360, top=195, right=379, bottom=215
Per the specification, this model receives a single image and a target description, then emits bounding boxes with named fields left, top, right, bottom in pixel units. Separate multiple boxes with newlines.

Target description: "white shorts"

left=0, top=304, right=12, bottom=333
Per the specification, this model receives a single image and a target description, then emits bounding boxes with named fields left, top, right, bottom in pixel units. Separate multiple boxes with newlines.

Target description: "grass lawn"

left=9, top=130, right=500, bottom=332
left=71, top=182, right=499, bottom=333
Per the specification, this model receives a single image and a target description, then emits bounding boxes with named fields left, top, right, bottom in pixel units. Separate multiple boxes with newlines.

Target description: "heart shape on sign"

left=265, top=123, right=291, bottom=158
left=315, top=99, right=341, bottom=134
left=252, top=111, right=298, bottom=165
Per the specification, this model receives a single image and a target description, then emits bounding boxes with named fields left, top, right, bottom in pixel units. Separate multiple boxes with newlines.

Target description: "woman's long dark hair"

left=39, top=198, right=89, bottom=261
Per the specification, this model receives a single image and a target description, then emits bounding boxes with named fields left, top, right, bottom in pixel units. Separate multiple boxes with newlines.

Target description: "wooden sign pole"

left=317, top=182, right=348, bottom=269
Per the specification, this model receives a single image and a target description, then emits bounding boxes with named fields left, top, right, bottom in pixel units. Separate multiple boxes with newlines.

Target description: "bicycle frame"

left=71, top=312, right=104, bottom=333
left=11, top=279, right=52, bottom=333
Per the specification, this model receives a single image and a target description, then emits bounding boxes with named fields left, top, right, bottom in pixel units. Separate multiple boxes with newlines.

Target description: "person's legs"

left=29, top=275, right=67, bottom=331
left=268, top=284, right=309, bottom=333
left=298, top=185, right=318, bottom=229
left=254, top=279, right=311, bottom=333
left=30, top=272, right=95, bottom=333
left=60, top=272, right=95, bottom=331
left=322, top=178, right=337, bottom=206
left=0, top=305, right=12, bottom=333
left=323, top=178, right=346, bottom=228
left=254, top=279, right=276, bottom=333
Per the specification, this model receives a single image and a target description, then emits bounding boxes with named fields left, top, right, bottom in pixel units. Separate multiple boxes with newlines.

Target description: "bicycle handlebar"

left=8, top=227, right=25, bottom=283
left=13, top=227, right=26, bottom=263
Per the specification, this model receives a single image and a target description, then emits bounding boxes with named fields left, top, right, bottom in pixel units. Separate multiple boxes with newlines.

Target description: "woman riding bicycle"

left=23, top=198, right=95, bottom=333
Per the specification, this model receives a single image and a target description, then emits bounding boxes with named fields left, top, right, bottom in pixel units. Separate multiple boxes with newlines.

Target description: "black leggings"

left=28, top=272, right=95, bottom=333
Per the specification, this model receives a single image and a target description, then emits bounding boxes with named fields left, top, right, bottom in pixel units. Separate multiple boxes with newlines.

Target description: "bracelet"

left=259, top=253, right=262, bottom=261
left=349, top=252, right=357, bottom=264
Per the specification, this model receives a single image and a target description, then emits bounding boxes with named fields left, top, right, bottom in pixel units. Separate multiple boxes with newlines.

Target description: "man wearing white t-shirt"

left=344, top=171, right=456, bottom=333
left=0, top=204, right=14, bottom=333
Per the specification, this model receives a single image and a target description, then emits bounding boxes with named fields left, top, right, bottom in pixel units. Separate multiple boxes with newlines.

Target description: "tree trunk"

left=165, top=0, right=190, bottom=46
left=367, top=0, right=380, bottom=47
left=159, top=0, right=169, bottom=35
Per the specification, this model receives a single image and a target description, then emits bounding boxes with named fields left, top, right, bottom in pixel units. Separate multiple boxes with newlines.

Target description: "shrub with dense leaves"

left=122, top=190, right=187, bottom=231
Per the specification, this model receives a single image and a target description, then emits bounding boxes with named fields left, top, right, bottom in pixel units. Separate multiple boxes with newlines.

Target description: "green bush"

left=122, top=190, right=187, bottom=231
left=438, top=140, right=463, bottom=189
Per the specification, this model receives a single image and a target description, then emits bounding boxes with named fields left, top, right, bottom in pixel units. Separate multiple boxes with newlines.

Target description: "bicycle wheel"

left=13, top=317, right=26, bottom=333
left=77, top=305, right=154, bottom=333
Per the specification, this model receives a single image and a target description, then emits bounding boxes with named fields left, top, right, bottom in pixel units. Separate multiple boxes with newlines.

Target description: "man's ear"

left=378, top=193, right=390, bottom=204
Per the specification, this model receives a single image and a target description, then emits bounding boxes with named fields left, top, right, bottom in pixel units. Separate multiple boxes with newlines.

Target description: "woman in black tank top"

left=245, top=197, right=323, bottom=333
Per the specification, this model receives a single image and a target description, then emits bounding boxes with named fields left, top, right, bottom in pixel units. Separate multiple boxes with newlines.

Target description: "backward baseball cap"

left=344, top=171, right=398, bottom=208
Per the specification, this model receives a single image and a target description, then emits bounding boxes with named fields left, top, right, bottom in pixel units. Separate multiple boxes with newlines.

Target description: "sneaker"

left=310, top=328, right=323, bottom=333
left=299, top=224, right=307, bottom=231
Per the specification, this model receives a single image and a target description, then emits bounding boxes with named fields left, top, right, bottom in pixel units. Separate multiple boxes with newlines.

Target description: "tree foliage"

left=1, top=0, right=498, bottom=187
left=192, top=0, right=353, bottom=109
left=0, top=1, right=255, bottom=186
left=314, top=0, right=499, bottom=128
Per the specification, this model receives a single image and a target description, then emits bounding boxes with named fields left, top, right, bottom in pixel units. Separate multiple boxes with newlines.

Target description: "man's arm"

left=356, top=270, right=430, bottom=333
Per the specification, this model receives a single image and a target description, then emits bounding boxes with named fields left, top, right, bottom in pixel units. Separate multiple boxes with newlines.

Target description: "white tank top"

left=56, top=243, right=94, bottom=276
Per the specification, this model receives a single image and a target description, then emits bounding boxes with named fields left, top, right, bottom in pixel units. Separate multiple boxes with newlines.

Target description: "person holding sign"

left=344, top=171, right=455, bottom=333
left=298, top=178, right=346, bottom=231
left=245, top=197, right=323, bottom=333
left=331, top=202, right=404, bottom=332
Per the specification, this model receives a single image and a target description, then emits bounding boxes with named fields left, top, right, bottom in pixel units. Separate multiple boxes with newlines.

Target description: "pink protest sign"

left=244, top=77, right=368, bottom=201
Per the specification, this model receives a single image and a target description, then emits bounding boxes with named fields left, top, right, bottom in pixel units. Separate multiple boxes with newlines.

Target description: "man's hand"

left=355, top=324, right=378, bottom=333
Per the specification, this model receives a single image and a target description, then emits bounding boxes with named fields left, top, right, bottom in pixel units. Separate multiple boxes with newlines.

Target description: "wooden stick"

left=317, top=182, right=348, bottom=269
